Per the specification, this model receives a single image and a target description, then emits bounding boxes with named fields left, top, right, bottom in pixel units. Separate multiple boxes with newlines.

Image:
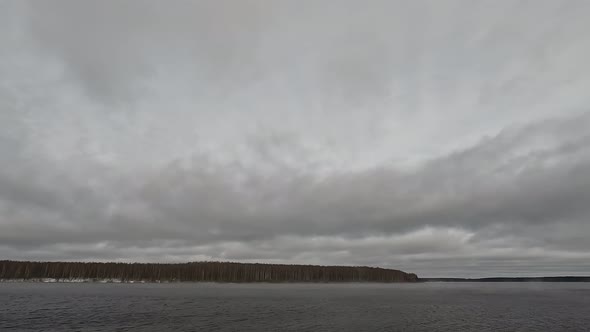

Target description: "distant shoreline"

left=3, top=260, right=587, bottom=283
left=2, top=277, right=589, bottom=283
left=420, top=277, right=590, bottom=282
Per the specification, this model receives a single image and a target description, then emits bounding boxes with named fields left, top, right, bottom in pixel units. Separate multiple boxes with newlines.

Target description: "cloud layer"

left=1, top=0, right=590, bottom=277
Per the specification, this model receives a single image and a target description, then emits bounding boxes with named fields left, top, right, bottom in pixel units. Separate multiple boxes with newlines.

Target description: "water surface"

left=1, top=282, right=589, bottom=331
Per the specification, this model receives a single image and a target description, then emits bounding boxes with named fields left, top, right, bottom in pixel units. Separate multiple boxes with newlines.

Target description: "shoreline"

left=419, top=277, right=590, bottom=282
left=0, top=260, right=418, bottom=283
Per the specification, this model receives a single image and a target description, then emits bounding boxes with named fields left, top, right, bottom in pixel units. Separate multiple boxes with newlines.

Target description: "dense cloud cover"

left=1, top=1, right=590, bottom=277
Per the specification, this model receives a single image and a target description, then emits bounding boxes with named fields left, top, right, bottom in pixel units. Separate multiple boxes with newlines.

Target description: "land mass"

left=0, top=260, right=418, bottom=283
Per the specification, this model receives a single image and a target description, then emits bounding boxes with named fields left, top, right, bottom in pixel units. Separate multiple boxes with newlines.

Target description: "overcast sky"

left=1, top=1, right=590, bottom=277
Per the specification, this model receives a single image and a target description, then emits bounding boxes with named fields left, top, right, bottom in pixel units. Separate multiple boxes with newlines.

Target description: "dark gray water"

left=1, top=282, right=589, bottom=331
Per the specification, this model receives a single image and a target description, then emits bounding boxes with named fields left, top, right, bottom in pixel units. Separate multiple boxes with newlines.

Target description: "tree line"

left=0, top=260, right=418, bottom=282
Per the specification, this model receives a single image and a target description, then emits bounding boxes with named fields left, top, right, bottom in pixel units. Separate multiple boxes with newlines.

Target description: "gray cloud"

left=1, top=1, right=590, bottom=277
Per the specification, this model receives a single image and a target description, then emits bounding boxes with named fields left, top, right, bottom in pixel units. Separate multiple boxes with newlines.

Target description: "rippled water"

left=1, top=282, right=589, bottom=331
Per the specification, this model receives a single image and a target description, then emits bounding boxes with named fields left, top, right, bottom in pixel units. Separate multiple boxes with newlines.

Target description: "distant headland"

left=0, top=260, right=418, bottom=283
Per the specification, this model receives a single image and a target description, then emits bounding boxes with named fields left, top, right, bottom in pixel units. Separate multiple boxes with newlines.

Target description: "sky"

left=1, top=0, right=590, bottom=278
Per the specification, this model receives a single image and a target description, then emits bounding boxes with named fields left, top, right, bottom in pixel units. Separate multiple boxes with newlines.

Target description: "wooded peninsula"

left=0, top=260, right=418, bottom=283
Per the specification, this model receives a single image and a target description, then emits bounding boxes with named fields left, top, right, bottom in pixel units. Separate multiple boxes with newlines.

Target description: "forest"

left=0, top=260, right=418, bottom=283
